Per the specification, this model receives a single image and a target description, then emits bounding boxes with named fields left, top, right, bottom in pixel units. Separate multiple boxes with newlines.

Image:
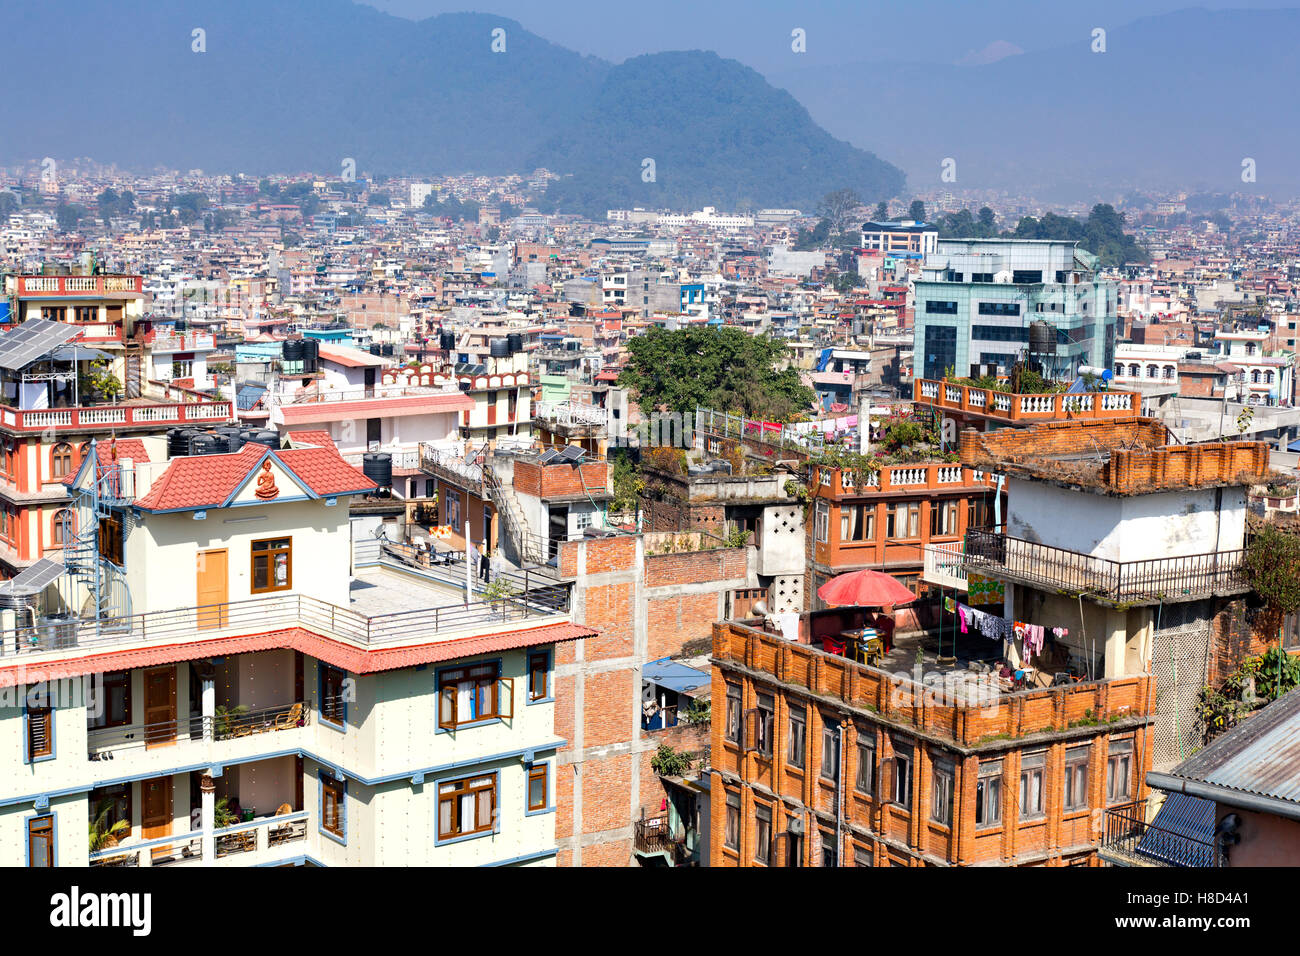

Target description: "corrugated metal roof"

left=1165, top=684, right=1300, bottom=807
left=643, top=657, right=711, bottom=695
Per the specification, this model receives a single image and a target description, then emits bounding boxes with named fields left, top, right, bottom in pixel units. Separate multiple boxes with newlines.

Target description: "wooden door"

left=142, top=777, right=173, bottom=863
left=195, top=549, right=228, bottom=629
left=143, top=667, right=177, bottom=748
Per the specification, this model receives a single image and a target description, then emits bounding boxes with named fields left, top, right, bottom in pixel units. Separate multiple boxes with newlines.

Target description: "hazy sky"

left=360, top=0, right=1298, bottom=72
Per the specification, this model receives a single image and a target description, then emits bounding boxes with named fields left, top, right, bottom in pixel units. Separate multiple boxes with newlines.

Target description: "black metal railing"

left=964, top=530, right=1248, bottom=603
left=1103, top=802, right=1223, bottom=868
left=87, top=699, right=311, bottom=755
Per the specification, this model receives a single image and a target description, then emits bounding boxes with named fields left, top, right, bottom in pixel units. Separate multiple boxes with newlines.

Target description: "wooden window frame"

left=320, top=776, right=345, bottom=838
left=87, top=670, right=132, bottom=730
left=1063, top=746, right=1090, bottom=811
left=26, top=702, right=53, bottom=762
left=51, top=442, right=73, bottom=480
left=27, top=815, right=54, bottom=867
left=527, top=764, right=548, bottom=812
left=754, top=802, right=773, bottom=865
left=438, top=661, right=509, bottom=729
left=1106, top=739, right=1134, bottom=805
left=51, top=508, right=74, bottom=546
left=931, top=761, right=954, bottom=827
left=90, top=782, right=132, bottom=836
left=723, top=792, right=740, bottom=850
left=724, top=683, right=742, bottom=744
left=787, top=704, right=806, bottom=769
left=98, top=511, right=124, bottom=567
left=250, top=536, right=293, bottom=594
left=975, top=761, right=1003, bottom=828
left=820, top=719, right=840, bottom=782
left=527, top=652, right=550, bottom=702
left=437, top=774, right=497, bottom=841
left=319, top=664, right=347, bottom=727
left=856, top=733, right=876, bottom=796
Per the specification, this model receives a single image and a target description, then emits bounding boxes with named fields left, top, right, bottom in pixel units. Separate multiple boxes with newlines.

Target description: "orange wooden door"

left=196, top=549, right=228, bottom=629
left=142, top=777, right=173, bottom=863
left=143, top=667, right=176, bottom=749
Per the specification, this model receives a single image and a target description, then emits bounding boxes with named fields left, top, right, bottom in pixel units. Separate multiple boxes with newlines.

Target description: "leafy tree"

left=619, top=326, right=814, bottom=420
left=0, top=191, right=17, bottom=220
left=1246, top=525, right=1300, bottom=617
left=55, top=202, right=86, bottom=232
left=908, top=199, right=925, bottom=222
left=833, top=272, right=860, bottom=292
left=171, top=192, right=209, bottom=224
left=610, top=449, right=645, bottom=514
left=792, top=218, right=833, bottom=251
left=816, top=188, right=863, bottom=233
left=873, top=200, right=888, bottom=220
left=977, top=206, right=996, bottom=232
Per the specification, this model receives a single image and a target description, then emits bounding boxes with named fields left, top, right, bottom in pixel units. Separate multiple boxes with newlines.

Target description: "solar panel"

left=539, top=449, right=559, bottom=464
left=559, top=444, right=585, bottom=462
left=0, top=319, right=82, bottom=371
left=6, top=558, right=64, bottom=592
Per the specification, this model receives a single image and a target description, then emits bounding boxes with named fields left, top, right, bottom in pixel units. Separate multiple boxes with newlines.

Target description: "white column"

left=200, top=773, right=216, bottom=865
left=202, top=675, right=215, bottom=741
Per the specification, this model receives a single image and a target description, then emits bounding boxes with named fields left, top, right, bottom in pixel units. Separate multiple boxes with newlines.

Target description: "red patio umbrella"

left=817, top=569, right=917, bottom=608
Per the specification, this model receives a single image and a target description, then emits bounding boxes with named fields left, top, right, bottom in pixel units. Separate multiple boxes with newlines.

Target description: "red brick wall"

left=513, top=460, right=610, bottom=498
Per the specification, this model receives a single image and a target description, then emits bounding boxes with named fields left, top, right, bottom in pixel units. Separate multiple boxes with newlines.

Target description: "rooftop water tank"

left=362, top=452, right=392, bottom=491
left=489, top=338, right=510, bottom=358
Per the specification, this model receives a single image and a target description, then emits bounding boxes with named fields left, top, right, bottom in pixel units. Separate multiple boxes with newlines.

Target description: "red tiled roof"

left=0, top=621, right=594, bottom=688
left=97, top=438, right=151, bottom=465
left=135, top=443, right=374, bottom=511
left=286, top=429, right=337, bottom=450
left=279, top=393, right=473, bottom=425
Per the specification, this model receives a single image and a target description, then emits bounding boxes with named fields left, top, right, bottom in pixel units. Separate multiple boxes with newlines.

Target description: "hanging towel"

left=958, top=607, right=968, bottom=634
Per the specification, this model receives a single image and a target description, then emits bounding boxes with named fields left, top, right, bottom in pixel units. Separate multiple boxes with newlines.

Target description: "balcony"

left=1100, top=802, right=1223, bottom=867
left=913, top=379, right=1138, bottom=424
left=633, top=816, right=695, bottom=866
left=922, top=541, right=968, bottom=590
left=89, top=831, right=203, bottom=868
left=87, top=699, right=310, bottom=761
left=12, top=275, right=143, bottom=297
left=0, top=399, right=233, bottom=433
left=812, top=461, right=993, bottom=497
left=144, top=330, right=216, bottom=352
left=963, top=530, right=1249, bottom=605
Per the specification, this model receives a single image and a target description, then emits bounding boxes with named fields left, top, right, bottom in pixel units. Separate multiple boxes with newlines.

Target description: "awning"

left=642, top=657, right=711, bottom=695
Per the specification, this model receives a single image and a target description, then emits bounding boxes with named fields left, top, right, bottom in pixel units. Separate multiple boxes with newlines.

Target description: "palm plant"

left=88, top=798, right=129, bottom=852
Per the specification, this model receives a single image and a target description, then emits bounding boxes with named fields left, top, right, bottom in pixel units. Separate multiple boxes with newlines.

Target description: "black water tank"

left=1028, top=320, right=1057, bottom=355
left=489, top=338, right=509, bottom=358
left=254, top=429, right=281, bottom=448
left=362, top=452, right=392, bottom=489
left=507, top=332, right=523, bottom=354
left=369, top=344, right=383, bottom=356
left=282, top=339, right=305, bottom=362
left=168, top=428, right=196, bottom=458
left=215, top=427, right=243, bottom=453
left=174, top=318, right=187, bottom=332
left=382, top=343, right=395, bottom=357
left=302, top=338, right=320, bottom=372
left=188, top=432, right=220, bottom=456
left=440, top=330, right=455, bottom=351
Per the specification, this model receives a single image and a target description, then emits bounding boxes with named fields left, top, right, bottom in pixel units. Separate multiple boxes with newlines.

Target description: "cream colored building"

left=0, top=435, right=586, bottom=867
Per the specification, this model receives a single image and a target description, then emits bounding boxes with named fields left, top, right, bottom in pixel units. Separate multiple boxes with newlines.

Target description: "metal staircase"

left=483, top=459, right=555, bottom=574
left=61, top=440, right=133, bottom=622
left=124, top=342, right=143, bottom=399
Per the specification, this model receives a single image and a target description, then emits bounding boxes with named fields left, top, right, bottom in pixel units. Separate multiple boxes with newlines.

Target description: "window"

left=438, top=774, right=496, bottom=840
left=971, top=324, right=1028, bottom=342
left=724, top=683, right=742, bottom=744
left=886, top=503, right=920, bottom=540
left=755, top=694, right=774, bottom=757
left=319, top=665, right=347, bottom=726
left=839, top=504, right=875, bottom=542
left=439, top=661, right=504, bottom=728
left=930, top=500, right=959, bottom=537
left=1011, top=270, right=1042, bottom=284
left=51, top=508, right=74, bottom=546
left=926, top=300, right=958, bottom=315
left=87, top=670, right=131, bottom=729
left=892, top=740, right=913, bottom=808
left=575, top=510, right=592, bottom=532
left=25, top=686, right=52, bottom=762
left=1020, top=751, right=1046, bottom=819
left=321, top=776, right=345, bottom=839
left=814, top=501, right=829, bottom=543
left=967, top=498, right=992, bottom=531
left=527, top=764, right=549, bottom=811
left=976, top=760, right=1002, bottom=827
left=787, top=704, right=806, bottom=769
left=821, top=829, right=838, bottom=868
left=1064, top=745, right=1090, bottom=811
left=250, top=537, right=292, bottom=593
left=754, top=803, right=773, bottom=865
left=528, top=652, right=550, bottom=701
left=27, top=816, right=54, bottom=867
left=931, top=761, right=954, bottom=826
left=1106, top=739, right=1134, bottom=804
left=854, top=844, right=874, bottom=867
left=821, top=719, right=841, bottom=781
left=977, top=302, right=1021, bottom=316
left=90, top=783, right=131, bottom=837
left=446, top=490, right=461, bottom=531
left=856, top=732, right=876, bottom=795
left=98, top=511, right=124, bottom=566
left=724, top=792, right=740, bottom=850
left=51, top=442, right=73, bottom=479
left=171, top=359, right=193, bottom=379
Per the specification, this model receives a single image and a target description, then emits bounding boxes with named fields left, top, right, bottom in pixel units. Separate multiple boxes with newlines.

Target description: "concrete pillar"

left=1002, top=583, right=1021, bottom=668
left=1103, top=607, right=1128, bottom=679
left=200, top=773, right=216, bottom=865
left=201, top=674, right=215, bottom=741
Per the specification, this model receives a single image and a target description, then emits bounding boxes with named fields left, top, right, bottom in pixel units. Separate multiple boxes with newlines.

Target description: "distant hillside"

left=0, top=0, right=905, bottom=212
left=531, top=52, right=905, bottom=216
left=769, top=7, right=1300, bottom=198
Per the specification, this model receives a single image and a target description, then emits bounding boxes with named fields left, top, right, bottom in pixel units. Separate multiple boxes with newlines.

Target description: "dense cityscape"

left=0, top=1, right=1295, bottom=928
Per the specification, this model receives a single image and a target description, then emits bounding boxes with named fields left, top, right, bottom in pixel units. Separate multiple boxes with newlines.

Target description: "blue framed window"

left=525, top=761, right=554, bottom=816
left=436, top=771, right=498, bottom=845
left=319, top=772, right=346, bottom=845
left=437, top=660, right=509, bottom=731
left=526, top=650, right=553, bottom=705
left=318, top=664, right=347, bottom=731
left=26, top=812, right=56, bottom=867
left=23, top=686, right=54, bottom=764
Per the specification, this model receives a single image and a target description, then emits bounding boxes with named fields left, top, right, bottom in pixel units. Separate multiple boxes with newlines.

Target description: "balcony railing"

left=963, top=530, right=1248, bottom=604
left=215, top=812, right=309, bottom=859
left=1102, top=802, right=1223, bottom=867
left=913, top=379, right=1139, bottom=423
left=86, top=699, right=311, bottom=756
left=0, top=584, right=570, bottom=659
left=0, top=400, right=233, bottom=432
left=145, top=331, right=216, bottom=351
left=89, top=831, right=203, bottom=868
left=14, top=275, right=143, bottom=296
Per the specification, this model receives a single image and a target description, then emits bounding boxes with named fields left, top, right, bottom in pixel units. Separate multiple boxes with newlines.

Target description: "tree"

left=977, top=206, right=996, bottom=232
left=0, top=191, right=17, bottom=221
left=834, top=272, right=861, bottom=292
left=873, top=200, right=888, bottom=221
left=816, top=189, right=863, bottom=233
left=55, top=202, right=86, bottom=232
left=908, top=199, right=926, bottom=222
left=618, top=326, right=814, bottom=420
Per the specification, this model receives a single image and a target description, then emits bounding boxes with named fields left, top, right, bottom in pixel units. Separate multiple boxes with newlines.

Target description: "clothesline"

left=942, top=596, right=1069, bottom=665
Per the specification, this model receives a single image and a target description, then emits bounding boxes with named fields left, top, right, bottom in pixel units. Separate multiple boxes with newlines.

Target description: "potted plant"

left=88, top=798, right=129, bottom=852
left=213, top=703, right=250, bottom=740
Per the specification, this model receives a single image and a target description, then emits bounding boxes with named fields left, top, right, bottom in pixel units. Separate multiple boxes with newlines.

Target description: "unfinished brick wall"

left=959, top=420, right=1270, bottom=493
left=513, top=459, right=611, bottom=498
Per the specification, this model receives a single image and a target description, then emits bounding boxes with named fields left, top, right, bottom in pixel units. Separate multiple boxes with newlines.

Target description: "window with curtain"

left=1106, top=738, right=1134, bottom=804
left=1020, top=751, right=1046, bottom=819
left=787, top=704, right=806, bottom=769
left=438, top=662, right=501, bottom=728
left=724, top=792, right=740, bottom=850
left=856, top=732, right=876, bottom=795
left=931, top=761, right=954, bottom=826
left=320, top=665, right=347, bottom=726
left=839, top=504, right=875, bottom=543
left=51, top=443, right=73, bottom=479
left=1064, top=746, right=1090, bottom=810
left=976, top=760, right=1002, bottom=827
left=27, top=816, right=53, bottom=867
left=438, top=775, right=495, bottom=839
left=725, top=683, right=741, bottom=743
left=321, top=777, right=344, bottom=837
left=527, top=765, right=548, bottom=811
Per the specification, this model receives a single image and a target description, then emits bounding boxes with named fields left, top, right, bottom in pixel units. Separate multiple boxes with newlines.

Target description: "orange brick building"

left=711, top=617, right=1157, bottom=867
